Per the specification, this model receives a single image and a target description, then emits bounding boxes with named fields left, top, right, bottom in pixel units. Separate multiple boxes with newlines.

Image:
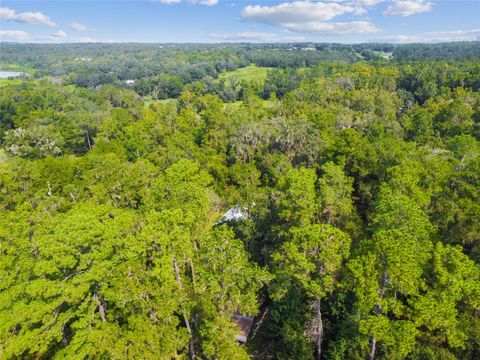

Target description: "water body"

left=0, top=71, right=26, bottom=79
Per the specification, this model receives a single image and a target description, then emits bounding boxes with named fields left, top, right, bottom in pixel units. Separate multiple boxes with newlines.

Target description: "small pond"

left=0, top=71, right=27, bottom=79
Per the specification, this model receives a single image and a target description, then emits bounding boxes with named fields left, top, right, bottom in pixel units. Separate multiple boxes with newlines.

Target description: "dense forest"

left=1, top=42, right=479, bottom=99
left=0, top=42, right=479, bottom=360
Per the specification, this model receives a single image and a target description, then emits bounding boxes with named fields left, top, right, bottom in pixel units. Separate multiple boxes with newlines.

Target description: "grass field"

left=219, top=65, right=272, bottom=83
left=0, top=63, right=35, bottom=72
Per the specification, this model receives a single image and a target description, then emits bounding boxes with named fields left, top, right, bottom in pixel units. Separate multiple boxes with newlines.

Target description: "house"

left=222, top=206, right=246, bottom=221
left=125, top=79, right=135, bottom=85
left=233, top=314, right=254, bottom=344
left=215, top=205, right=248, bottom=225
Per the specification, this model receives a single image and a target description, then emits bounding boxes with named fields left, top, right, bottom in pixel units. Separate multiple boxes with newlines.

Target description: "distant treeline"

left=1, top=55, right=480, bottom=360
left=1, top=42, right=479, bottom=99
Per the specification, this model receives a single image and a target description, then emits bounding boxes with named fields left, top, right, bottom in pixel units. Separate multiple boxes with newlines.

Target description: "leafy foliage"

left=1, top=44, right=479, bottom=359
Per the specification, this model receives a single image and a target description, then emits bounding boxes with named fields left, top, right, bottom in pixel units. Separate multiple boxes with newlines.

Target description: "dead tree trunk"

left=85, top=130, right=92, bottom=151
left=93, top=292, right=107, bottom=322
left=251, top=307, right=268, bottom=339
left=370, top=269, right=388, bottom=360
left=369, top=336, right=377, bottom=360
left=173, top=256, right=195, bottom=360
left=189, top=258, right=196, bottom=291
left=315, top=299, right=324, bottom=360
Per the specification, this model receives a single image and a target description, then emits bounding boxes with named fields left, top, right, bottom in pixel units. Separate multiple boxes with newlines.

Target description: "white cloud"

left=0, top=7, right=15, bottom=18
left=242, top=1, right=357, bottom=24
left=69, top=22, right=88, bottom=31
left=241, top=1, right=380, bottom=36
left=350, top=0, right=385, bottom=6
left=352, top=6, right=368, bottom=15
left=285, top=21, right=380, bottom=35
left=0, top=30, right=29, bottom=41
left=375, top=28, right=480, bottom=42
left=52, top=30, right=68, bottom=38
left=210, top=31, right=279, bottom=42
left=0, top=7, right=55, bottom=26
left=383, top=0, right=432, bottom=16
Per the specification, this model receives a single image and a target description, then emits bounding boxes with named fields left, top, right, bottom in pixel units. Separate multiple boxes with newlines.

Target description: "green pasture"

left=219, top=65, right=272, bottom=83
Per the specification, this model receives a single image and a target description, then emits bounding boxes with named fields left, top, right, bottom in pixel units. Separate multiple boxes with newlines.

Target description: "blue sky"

left=1, top=1, right=479, bottom=43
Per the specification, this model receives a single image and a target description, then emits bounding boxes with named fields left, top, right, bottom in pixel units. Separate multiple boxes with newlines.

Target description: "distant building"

left=302, top=46, right=316, bottom=51
left=74, top=57, right=92, bottom=62
left=125, top=79, right=135, bottom=85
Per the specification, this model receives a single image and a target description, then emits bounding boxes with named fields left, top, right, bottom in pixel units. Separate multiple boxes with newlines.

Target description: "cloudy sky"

left=0, top=0, right=479, bottom=43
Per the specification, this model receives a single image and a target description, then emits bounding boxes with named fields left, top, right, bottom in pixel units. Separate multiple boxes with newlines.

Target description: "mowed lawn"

left=219, top=65, right=272, bottom=83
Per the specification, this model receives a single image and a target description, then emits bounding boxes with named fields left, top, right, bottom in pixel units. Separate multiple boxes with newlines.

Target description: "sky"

left=0, top=0, right=479, bottom=43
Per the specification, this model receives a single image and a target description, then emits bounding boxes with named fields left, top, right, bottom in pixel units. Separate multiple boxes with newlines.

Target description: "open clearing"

left=219, top=65, right=272, bottom=83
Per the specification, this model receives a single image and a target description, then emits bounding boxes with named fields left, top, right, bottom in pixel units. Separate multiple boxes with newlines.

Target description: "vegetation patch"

left=219, top=65, right=272, bottom=83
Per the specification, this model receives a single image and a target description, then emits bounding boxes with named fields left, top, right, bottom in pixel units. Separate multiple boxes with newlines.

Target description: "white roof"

left=223, top=206, right=246, bottom=221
